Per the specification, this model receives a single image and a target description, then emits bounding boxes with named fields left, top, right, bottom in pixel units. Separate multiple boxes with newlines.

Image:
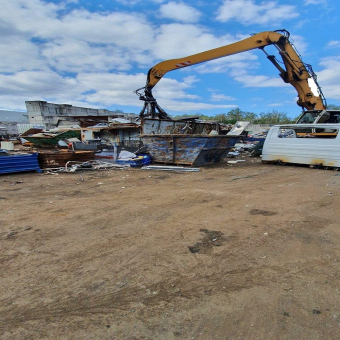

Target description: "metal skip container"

left=140, top=134, right=240, bottom=166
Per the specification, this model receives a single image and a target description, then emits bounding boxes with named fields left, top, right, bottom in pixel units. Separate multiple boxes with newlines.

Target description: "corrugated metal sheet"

left=17, top=124, right=45, bottom=135
left=262, top=123, right=340, bottom=167
left=0, top=153, right=41, bottom=174
left=141, top=134, right=240, bottom=166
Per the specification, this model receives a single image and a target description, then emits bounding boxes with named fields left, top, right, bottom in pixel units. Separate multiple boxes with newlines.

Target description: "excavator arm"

left=135, top=29, right=326, bottom=119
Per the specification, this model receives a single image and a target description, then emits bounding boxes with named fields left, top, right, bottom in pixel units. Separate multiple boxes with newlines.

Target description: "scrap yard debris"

left=142, top=165, right=200, bottom=172
left=0, top=117, right=294, bottom=176
left=44, top=160, right=130, bottom=174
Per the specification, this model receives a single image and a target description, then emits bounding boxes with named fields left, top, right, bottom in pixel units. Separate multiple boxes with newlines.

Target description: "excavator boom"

left=136, top=29, right=326, bottom=119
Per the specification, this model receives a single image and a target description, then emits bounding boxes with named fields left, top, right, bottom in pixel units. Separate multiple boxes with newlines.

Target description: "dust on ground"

left=1, top=158, right=340, bottom=339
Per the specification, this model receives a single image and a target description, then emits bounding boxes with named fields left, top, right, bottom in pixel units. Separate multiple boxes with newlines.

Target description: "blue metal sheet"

left=245, top=137, right=266, bottom=142
left=0, top=153, right=41, bottom=174
left=141, top=135, right=240, bottom=166
left=0, top=149, right=8, bottom=156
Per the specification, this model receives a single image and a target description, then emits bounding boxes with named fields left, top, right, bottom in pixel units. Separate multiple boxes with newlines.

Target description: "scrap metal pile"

left=44, top=160, right=130, bottom=175
left=0, top=118, right=262, bottom=175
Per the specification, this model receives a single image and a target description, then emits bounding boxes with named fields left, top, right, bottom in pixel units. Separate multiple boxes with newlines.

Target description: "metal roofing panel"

left=0, top=153, right=41, bottom=174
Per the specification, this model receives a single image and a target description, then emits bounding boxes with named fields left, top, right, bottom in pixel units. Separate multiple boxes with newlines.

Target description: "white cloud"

left=154, top=76, right=237, bottom=111
left=193, top=53, right=258, bottom=74
left=55, top=11, right=154, bottom=49
left=0, top=1, right=155, bottom=50
left=0, top=36, right=42, bottom=73
left=154, top=76, right=200, bottom=100
left=0, top=1, right=157, bottom=74
left=42, top=40, right=133, bottom=72
left=304, top=0, right=327, bottom=4
left=0, top=0, right=244, bottom=112
left=117, top=0, right=165, bottom=4
left=157, top=99, right=236, bottom=112
left=317, top=57, right=340, bottom=99
left=0, top=0, right=62, bottom=35
left=289, top=35, right=308, bottom=54
left=327, top=40, right=340, bottom=48
left=210, top=93, right=235, bottom=101
left=216, top=0, right=299, bottom=25
left=0, top=71, right=80, bottom=97
left=159, top=2, right=201, bottom=23
left=153, top=24, right=237, bottom=59
left=77, top=72, right=196, bottom=107
left=79, top=72, right=235, bottom=112
left=231, top=69, right=290, bottom=88
left=77, top=72, right=146, bottom=107
left=0, top=70, right=83, bottom=110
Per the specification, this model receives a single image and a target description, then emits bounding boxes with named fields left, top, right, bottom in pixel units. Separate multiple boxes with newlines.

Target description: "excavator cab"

left=296, top=110, right=323, bottom=124
left=296, top=110, right=340, bottom=124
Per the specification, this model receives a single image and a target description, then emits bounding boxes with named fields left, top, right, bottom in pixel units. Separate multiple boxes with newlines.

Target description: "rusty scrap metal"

left=142, top=165, right=200, bottom=172
left=43, top=160, right=129, bottom=174
left=65, top=160, right=130, bottom=172
left=38, top=150, right=95, bottom=168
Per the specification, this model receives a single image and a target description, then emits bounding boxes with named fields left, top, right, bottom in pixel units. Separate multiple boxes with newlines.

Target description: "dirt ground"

left=1, top=158, right=340, bottom=339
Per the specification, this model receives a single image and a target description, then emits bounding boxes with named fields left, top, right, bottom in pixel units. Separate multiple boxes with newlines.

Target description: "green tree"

left=214, top=114, right=228, bottom=123
left=326, top=104, right=340, bottom=110
left=255, top=109, right=294, bottom=124
left=198, top=114, right=212, bottom=121
left=225, top=108, right=245, bottom=123
left=243, top=111, right=257, bottom=123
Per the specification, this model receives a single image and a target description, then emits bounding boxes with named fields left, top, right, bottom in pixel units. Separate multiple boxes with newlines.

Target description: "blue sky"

left=0, top=0, right=339, bottom=118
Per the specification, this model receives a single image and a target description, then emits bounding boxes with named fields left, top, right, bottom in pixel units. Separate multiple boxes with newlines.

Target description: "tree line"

left=173, top=108, right=298, bottom=125
left=172, top=105, right=340, bottom=125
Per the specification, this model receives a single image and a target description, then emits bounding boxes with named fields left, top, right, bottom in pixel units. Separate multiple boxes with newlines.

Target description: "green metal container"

left=24, top=130, right=81, bottom=147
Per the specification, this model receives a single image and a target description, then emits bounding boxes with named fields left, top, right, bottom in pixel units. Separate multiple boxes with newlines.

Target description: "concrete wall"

left=246, top=124, right=273, bottom=134
left=25, top=101, right=137, bottom=129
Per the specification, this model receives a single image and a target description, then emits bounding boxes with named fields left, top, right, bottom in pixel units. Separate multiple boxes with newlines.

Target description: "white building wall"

left=25, top=101, right=137, bottom=129
left=17, top=124, right=46, bottom=134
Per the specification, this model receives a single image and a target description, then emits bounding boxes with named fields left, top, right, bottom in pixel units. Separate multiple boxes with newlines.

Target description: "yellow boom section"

left=147, top=31, right=283, bottom=87
left=138, top=30, right=326, bottom=118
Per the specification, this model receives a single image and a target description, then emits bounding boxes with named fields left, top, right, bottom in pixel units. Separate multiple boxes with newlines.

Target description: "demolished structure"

left=25, top=101, right=137, bottom=130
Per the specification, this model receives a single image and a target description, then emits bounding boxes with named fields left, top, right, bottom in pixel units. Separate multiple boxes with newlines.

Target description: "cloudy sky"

left=0, top=0, right=339, bottom=117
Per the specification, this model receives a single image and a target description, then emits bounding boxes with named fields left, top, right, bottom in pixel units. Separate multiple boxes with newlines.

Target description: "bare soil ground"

left=1, top=158, right=340, bottom=339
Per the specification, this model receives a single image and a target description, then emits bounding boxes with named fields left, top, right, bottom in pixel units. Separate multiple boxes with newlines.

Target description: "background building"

left=26, top=101, right=137, bottom=129
left=0, top=110, right=28, bottom=136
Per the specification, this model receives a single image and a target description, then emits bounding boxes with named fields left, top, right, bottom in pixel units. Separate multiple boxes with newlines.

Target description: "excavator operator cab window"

left=297, top=111, right=320, bottom=124
left=318, top=111, right=340, bottom=124
left=318, top=112, right=330, bottom=123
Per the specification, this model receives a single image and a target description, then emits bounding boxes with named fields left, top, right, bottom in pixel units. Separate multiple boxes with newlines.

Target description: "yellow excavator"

left=135, top=29, right=327, bottom=119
